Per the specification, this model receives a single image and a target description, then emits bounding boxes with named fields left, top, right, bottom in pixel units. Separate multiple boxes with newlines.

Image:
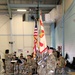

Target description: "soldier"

left=22, top=55, right=32, bottom=75
left=23, top=64, right=32, bottom=75
left=20, top=53, right=23, bottom=57
left=37, top=48, right=56, bottom=75
left=56, top=54, right=66, bottom=74
left=31, top=54, right=37, bottom=74
left=37, top=60, right=47, bottom=75
left=46, top=52, right=56, bottom=75
left=53, top=51, right=58, bottom=60
left=26, top=55, right=32, bottom=75
left=5, top=49, right=11, bottom=73
left=27, top=55, right=32, bottom=66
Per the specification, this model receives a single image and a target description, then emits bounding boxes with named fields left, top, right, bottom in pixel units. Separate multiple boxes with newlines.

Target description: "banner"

left=39, top=13, right=47, bottom=53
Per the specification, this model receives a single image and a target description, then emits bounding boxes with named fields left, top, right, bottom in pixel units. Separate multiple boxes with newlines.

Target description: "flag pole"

left=35, top=0, right=40, bottom=74
left=31, top=15, right=38, bottom=74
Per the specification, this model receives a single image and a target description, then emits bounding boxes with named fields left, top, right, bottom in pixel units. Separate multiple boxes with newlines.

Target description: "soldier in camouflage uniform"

left=20, top=58, right=32, bottom=75
left=56, top=54, right=65, bottom=74
left=31, top=57, right=37, bottom=74
left=46, top=53, right=56, bottom=75
left=37, top=60, right=47, bottom=75
left=37, top=48, right=56, bottom=75
left=5, top=50, right=11, bottom=73
left=22, top=64, right=32, bottom=75
left=53, top=51, right=58, bottom=60
left=26, top=55, right=32, bottom=75
left=27, top=55, right=32, bottom=66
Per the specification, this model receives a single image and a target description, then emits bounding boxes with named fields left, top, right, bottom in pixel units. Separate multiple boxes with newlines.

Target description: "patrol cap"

left=49, top=47, right=56, bottom=50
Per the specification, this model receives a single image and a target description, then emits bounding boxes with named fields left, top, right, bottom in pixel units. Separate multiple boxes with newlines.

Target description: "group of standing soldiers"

left=37, top=47, right=66, bottom=75
left=4, top=50, right=37, bottom=75
left=4, top=48, right=66, bottom=75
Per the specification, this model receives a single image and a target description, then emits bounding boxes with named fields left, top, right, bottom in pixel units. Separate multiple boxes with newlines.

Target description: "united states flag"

left=33, top=20, right=38, bottom=54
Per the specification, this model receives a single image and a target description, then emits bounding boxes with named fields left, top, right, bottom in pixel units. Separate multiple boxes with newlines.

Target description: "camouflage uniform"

left=22, top=64, right=32, bottom=75
left=5, top=54, right=11, bottom=73
left=46, top=54, right=56, bottom=75
left=31, top=58, right=37, bottom=74
left=56, top=56, right=65, bottom=73
left=26, top=58, right=32, bottom=74
left=37, top=54, right=56, bottom=75
left=19, top=59, right=25, bottom=73
left=53, top=51, right=57, bottom=60
left=37, top=61, right=47, bottom=75
left=59, top=56, right=65, bottom=68
left=31, top=58, right=36, bottom=68
left=27, top=58, right=32, bottom=66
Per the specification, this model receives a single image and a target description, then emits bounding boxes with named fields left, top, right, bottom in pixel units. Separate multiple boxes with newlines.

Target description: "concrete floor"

left=0, top=73, right=70, bottom=75
left=0, top=72, right=70, bottom=75
left=0, top=64, right=74, bottom=75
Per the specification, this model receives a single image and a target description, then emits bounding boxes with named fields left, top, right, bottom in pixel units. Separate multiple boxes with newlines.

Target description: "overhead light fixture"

left=17, top=9, right=27, bottom=12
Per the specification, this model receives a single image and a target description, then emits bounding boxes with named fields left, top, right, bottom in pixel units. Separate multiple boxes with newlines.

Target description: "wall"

left=55, top=19, right=63, bottom=49
left=56, top=0, right=73, bottom=21
left=64, top=0, right=73, bottom=12
left=0, top=14, right=50, bottom=58
left=55, top=0, right=75, bottom=62
left=0, top=14, right=10, bottom=58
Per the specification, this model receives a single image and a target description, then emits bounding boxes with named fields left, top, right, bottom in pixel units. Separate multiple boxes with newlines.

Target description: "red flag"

left=33, top=21, right=38, bottom=54
left=39, top=13, right=47, bottom=53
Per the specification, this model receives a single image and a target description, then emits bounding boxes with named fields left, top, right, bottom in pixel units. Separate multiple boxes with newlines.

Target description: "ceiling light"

left=17, top=9, right=27, bottom=12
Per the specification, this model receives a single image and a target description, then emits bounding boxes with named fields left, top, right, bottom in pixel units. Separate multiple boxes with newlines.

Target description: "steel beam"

left=9, top=4, right=56, bottom=8
left=62, top=0, right=65, bottom=57
left=50, top=23, right=55, bottom=48
left=0, top=34, right=50, bottom=36
left=7, top=0, right=12, bottom=18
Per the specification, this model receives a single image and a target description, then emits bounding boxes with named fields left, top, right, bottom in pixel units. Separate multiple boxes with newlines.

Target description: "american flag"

left=33, top=20, right=38, bottom=53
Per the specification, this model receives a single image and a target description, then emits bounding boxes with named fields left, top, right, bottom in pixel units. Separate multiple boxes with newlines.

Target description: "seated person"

left=20, top=53, right=23, bottom=57
left=18, top=56, right=25, bottom=73
left=27, top=55, right=32, bottom=66
left=23, top=57, right=32, bottom=75
left=56, top=54, right=66, bottom=73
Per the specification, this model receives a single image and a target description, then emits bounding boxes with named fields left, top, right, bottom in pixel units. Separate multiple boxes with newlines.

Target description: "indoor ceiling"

left=0, top=0, right=62, bottom=18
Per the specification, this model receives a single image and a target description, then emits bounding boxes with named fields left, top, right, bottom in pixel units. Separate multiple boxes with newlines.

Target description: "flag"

left=39, top=13, right=47, bottom=53
left=33, top=20, right=38, bottom=54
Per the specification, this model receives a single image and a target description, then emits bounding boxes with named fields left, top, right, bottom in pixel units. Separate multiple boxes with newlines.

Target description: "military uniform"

left=56, top=56, right=65, bottom=73
left=59, top=56, right=65, bottom=68
left=26, top=58, right=32, bottom=75
left=37, top=61, right=47, bottom=75
left=53, top=51, right=58, bottom=60
left=5, top=54, right=11, bottom=73
left=37, top=53, right=56, bottom=75
left=27, top=58, right=32, bottom=66
left=31, top=58, right=37, bottom=74
left=46, top=54, right=56, bottom=75
left=22, top=64, right=32, bottom=75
